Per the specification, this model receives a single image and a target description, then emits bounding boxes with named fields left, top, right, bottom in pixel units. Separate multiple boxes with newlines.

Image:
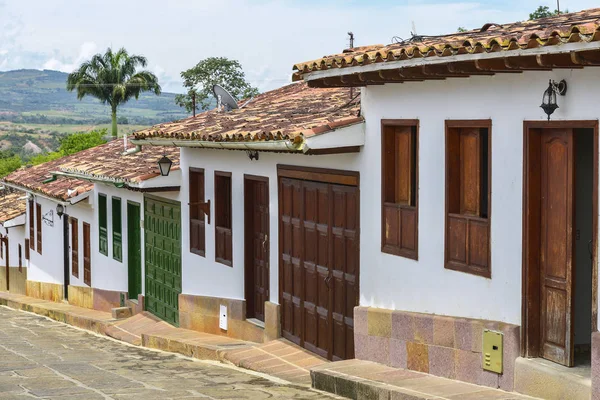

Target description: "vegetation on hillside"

left=0, top=129, right=107, bottom=177
left=175, top=57, right=259, bottom=114
left=67, top=48, right=162, bottom=137
left=529, top=5, right=566, bottom=19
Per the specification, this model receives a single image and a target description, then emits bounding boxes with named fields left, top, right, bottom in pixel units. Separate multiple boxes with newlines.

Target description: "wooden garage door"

left=279, top=173, right=359, bottom=361
left=144, top=195, right=182, bottom=326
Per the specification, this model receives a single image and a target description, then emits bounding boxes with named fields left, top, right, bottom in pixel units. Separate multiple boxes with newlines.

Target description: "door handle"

left=324, top=275, right=332, bottom=288
left=262, top=234, right=268, bottom=250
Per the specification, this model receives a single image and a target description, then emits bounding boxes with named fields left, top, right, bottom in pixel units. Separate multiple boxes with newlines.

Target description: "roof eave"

left=130, top=138, right=305, bottom=152
left=299, top=40, right=600, bottom=83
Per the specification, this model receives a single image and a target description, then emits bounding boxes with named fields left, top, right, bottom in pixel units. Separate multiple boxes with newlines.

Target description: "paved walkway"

left=312, top=359, right=539, bottom=400
left=0, top=291, right=326, bottom=385
left=0, top=306, right=337, bottom=399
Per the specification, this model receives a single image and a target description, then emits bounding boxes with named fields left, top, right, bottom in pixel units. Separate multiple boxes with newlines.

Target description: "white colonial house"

left=128, top=8, right=600, bottom=400
left=0, top=190, right=28, bottom=295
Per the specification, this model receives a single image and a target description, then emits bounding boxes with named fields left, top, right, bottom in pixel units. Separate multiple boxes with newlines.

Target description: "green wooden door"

left=127, top=202, right=142, bottom=300
left=144, top=195, right=182, bottom=326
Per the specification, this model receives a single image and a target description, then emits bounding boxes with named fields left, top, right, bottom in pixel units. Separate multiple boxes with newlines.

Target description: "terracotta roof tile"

left=133, top=82, right=362, bottom=143
left=0, top=191, right=26, bottom=224
left=293, top=8, right=600, bottom=79
left=4, top=139, right=180, bottom=201
left=57, top=139, right=180, bottom=184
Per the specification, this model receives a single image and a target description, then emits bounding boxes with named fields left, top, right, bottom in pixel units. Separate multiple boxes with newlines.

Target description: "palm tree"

left=67, top=47, right=161, bottom=137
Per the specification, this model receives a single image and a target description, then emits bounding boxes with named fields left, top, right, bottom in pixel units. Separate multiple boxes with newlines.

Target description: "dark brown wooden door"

left=280, top=176, right=359, bottom=360
left=83, top=222, right=91, bottom=287
left=245, top=178, right=269, bottom=322
left=71, top=217, right=79, bottom=278
left=540, top=128, right=575, bottom=366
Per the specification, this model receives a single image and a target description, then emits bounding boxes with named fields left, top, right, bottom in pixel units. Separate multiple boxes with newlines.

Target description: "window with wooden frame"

left=445, top=121, right=491, bottom=278
left=112, top=197, right=122, bottom=262
left=24, top=239, right=30, bottom=260
left=215, top=171, right=232, bottom=266
left=71, top=217, right=79, bottom=278
left=28, top=200, right=34, bottom=251
left=381, top=121, right=418, bottom=259
left=189, top=168, right=206, bottom=257
left=98, top=193, right=108, bottom=256
left=83, top=222, right=91, bottom=286
left=36, top=203, right=42, bottom=254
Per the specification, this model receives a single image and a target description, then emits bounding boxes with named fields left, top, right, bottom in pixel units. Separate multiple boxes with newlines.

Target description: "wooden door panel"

left=540, top=129, right=574, bottom=366
left=279, top=175, right=359, bottom=361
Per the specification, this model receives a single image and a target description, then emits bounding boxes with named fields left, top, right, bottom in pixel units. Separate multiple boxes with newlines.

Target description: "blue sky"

left=0, top=0, right=597, bottom=93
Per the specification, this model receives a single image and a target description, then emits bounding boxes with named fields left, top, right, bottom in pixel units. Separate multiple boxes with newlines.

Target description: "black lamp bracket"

left=552, top=79, right=568, bottom=96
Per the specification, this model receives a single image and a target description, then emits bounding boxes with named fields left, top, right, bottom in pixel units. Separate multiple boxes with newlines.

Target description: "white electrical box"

left=219, top=304, right=228, bottom=331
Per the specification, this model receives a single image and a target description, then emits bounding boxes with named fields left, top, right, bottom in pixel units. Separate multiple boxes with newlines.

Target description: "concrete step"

left=514, top=357, right=591, bottom=400
left=311, top=359, right=538, bottom=400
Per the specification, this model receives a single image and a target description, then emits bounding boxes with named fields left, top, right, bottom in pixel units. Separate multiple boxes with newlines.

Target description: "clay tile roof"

left=292, top=8, right=600, bottom=79
left=133, top=82, right=362, bottom=143
left=4, top=139, right=180, bottom=201
left=0, top=191, right=26, bottom=224
left=57, top=139, right=180, bottom=184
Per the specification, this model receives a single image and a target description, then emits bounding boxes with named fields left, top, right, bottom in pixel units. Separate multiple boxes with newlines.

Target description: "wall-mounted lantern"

left=246, top=150, right=259, bottom=161
left=56, top=204, right=65, bottom=219
left=540, top=79, right=567, bottom=121
left=158, top=155, right=173, bottom=176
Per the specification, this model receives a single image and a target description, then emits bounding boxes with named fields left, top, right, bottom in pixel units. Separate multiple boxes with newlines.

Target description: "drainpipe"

left=122, top=135, right=142, bottom=156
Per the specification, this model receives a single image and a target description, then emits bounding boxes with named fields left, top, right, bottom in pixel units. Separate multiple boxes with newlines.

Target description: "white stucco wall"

left=0, top=224, right=26, bottom=268
left=27, top=197, right=65, bottom=284
left=67, top=199, right=94, bottom=289
left=361, top=68, right=600, bottom=326
left=181, top=147, right=361, bottom=302
left=181, top=67, right=600, bottom=327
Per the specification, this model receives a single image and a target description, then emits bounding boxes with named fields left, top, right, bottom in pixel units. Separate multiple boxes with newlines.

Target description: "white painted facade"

left=0, top=224, right=26, bottom=269
left=181, top=66, right=600, bottom=328
left=67, top=198, right=94, bottom=289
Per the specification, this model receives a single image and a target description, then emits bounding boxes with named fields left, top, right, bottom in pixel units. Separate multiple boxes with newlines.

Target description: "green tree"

left=175, top=57, right=259, bottom=114
left=58, top=129, right=107, bottom=156
left=529, top=5, right=566, bottom=19
left=67, top=48, right=161, bottom=137
left=0, top=155, right=22, bottom=178
left=457, top=27, right=468, bottom=32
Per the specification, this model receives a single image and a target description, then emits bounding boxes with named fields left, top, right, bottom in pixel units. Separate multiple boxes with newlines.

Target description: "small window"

left=36, top=203, right=42, bottom=255
left=215, top=172, right=232, bottom=266
left=83, top=222, right=91, bottom=286
left=112, top=197, right=122, bottom=262
left=190, top=168, right=206, bottom=257
left=381, top=122, right=418, bottom=259
left=98, top=194, right=108, bottom=256
left=445, top=122, right=491, bottom=278
left=24, top=239, right=30, bottom=260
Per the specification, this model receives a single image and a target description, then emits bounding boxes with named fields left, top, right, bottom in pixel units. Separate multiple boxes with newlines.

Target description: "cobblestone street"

left=0, top=306, right=337, bottom=399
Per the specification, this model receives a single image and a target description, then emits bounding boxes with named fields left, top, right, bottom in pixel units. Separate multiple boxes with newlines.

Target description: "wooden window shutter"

left=445, top=123, right=491, bottom=278
left=24, top=239, right=30, bottom=260
left=28, top=200, right=34, bottom=251
left=215, top=172, right=233, bottom=266
left=190, top=168, right=206, bottom=257
left=112, top=197, right=122, bottom=262
left=381, top=123, right=418, bottom=260
left=71, top=217, right=79, bottom=278
left=98, top=194, right=108, bottom=256
left=36, top=203, right=42, bottom=255
left=83, top=222, right=91, bottom=286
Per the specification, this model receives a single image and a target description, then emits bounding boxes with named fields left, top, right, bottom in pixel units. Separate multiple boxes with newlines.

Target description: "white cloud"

left=2, top=0, right=600, bottom=93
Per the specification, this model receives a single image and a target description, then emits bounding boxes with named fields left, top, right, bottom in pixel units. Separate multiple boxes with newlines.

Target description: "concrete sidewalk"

left=0, top=291, right=325, bottom=385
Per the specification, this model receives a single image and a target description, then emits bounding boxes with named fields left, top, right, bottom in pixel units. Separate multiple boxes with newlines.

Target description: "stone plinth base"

left=354, top=307, right=520, bottom=392
left=68, top=286, right=127, bottom=313
left=26, top=280, right=63, bottom=302
left=178, top=294, right=280, bottom=343
left=0, top=267, right=27, bottom=295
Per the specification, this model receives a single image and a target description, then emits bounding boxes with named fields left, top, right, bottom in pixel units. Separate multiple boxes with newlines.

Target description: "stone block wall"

left=354, top=307, right=520, bottom=392
left=68, top=286, right=93, bottom=309
left=26, top=280, right=63, bottom=302
left=68, top=286, right=127, bottom=314
left=179, top=294, right=280, bottom=343
left=0, top=267, right=27, bottom=295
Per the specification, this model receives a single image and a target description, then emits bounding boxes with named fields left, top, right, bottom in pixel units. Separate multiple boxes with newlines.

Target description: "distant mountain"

left=0, top=69, right=189, bottom=125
